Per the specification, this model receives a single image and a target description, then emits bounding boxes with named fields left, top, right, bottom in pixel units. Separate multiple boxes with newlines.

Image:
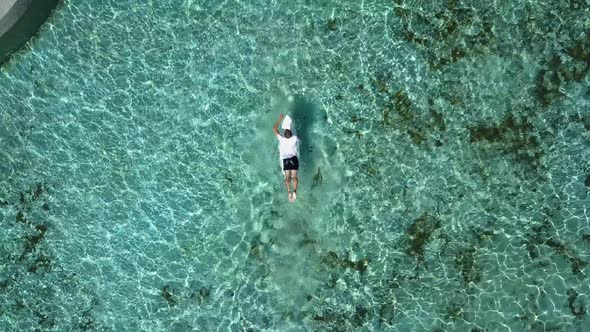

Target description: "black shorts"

left=283, top=156, right=299, bottom=171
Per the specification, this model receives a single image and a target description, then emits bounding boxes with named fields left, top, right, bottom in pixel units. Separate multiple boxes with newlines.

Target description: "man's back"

left=278, top=135, right=298, bottom=160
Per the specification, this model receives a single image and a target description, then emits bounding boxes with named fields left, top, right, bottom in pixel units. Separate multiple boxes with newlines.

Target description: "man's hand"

left=278, top=113, right=284, bottom=119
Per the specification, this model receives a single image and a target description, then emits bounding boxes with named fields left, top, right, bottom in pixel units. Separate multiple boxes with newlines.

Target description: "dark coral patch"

left=191, top=286, right=211, bottom=305
left=567, top=289, right=586, bottom=319
left=469, top=114, right=544, bottom=169
left=545, top=239, right=587, bottom=275
left=20, top=224, right=48, bottom=260
left=406, top=213, right=441, bottom=262
left=322, top=251, right=370, bottom=273
left=379, top=303, right=396, bottom=326
left=535, top=55, right=568, bottom=107
left=581, top=114, right=590, bottom=131
left=393, top=0, right=497, bottom=69
left=353, top=306, right=368, bottom=327
left=455, top=248, right=480, bottom=285
left=470, top=115, right=529, bottom=142
left=525, top=221, right=588, bottom=275
left=444, top=300, right=465, bottom=321
left=16, top=211, right=28, bottom=224
left=535, top=32, right=590, bottom=107
left=76, top=310, right=95, bottom=331
left=34, top=311, right=56, bottom=329
left=392, top=91, right=413, bottom=123
left=371, top=86, right=446, bottom=147
left=27, top=254, right=51, bottom=273
left=327, top=18, right=338, bottom=31
left=310, top=306, right=369, bottom=330
left=378, top=89, right=414, bottom=128
left=33, top=183, right=45, bottom=200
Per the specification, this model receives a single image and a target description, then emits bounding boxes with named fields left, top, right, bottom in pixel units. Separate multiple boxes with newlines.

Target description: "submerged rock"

left=161, top=285, right=177, bottom=306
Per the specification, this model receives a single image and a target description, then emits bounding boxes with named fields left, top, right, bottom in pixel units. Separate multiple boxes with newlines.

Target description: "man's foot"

left=289, top=191, right=297, bottom=202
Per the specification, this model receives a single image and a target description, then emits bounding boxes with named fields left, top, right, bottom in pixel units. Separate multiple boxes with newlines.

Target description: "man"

left=273, top=113, right=299, bottom=202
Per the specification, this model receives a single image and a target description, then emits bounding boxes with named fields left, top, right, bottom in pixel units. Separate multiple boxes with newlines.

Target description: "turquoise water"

left=1, top=0, right=589, bottom=330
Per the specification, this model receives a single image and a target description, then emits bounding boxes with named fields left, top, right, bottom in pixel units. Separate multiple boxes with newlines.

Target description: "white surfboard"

left=281, top=115, right=293, bottom=131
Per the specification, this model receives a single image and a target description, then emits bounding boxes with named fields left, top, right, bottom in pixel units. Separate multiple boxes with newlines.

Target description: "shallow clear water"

left=1, top=0, right=589, bottom=331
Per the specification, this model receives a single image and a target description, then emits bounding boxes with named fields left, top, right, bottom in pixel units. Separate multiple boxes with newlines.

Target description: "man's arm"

left=273, top=113, right=284, bottom=136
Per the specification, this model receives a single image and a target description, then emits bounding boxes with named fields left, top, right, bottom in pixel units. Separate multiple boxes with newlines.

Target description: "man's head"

left=284, top=129, right=292, bottom=138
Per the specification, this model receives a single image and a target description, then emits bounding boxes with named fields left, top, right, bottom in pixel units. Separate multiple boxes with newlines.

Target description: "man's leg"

left=291, top=170, right=298, bottom=194
left=284, top=172, right=292, bottom=196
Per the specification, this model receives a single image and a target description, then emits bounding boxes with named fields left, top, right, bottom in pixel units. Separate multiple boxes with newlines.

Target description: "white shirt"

left=277, top=134, right=299, bottom=159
